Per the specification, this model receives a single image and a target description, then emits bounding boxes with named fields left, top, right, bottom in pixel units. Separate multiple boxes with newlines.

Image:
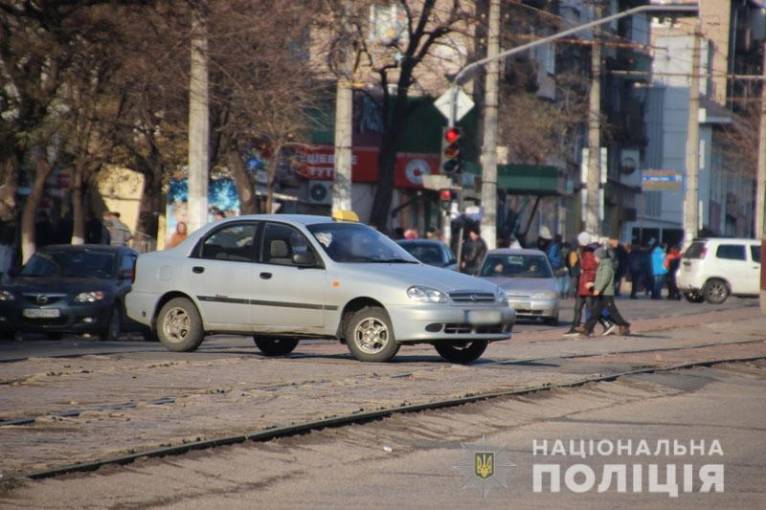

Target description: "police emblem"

left=475, top=452, right=494, bottom=479
left=454, top=436, right=515, bottom=497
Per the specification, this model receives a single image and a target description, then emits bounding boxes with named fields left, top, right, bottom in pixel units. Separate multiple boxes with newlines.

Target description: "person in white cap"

left=563, top=232, right=613, bottom=336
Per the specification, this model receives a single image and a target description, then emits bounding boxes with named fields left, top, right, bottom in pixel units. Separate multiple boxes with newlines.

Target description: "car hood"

left=339, top=263, right=500, bottom=293
left=481, top=276, right=558, bottom=295
left=4, top=276, right=115, bottom=294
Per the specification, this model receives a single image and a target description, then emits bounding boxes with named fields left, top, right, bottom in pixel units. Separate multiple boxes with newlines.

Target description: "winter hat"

left=577, top=231, right=590, bottom=246
left=539, top=225, right=552, bottom=240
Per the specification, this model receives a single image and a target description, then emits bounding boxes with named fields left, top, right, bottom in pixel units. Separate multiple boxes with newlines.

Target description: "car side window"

left=261, top=223, right=316, bottom=266
left=716, top=244, right=746, bottom=261
left=199, top=224, right=257, bottom=262
left=751, top=246, right=761, bottom=263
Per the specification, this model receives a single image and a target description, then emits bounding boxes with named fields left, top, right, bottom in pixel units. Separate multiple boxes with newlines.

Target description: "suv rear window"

left=683, top=242, right=706, bottom=259
left=751, top=246, right=761, bottom=263
left=716, top=244, right=746, bottom=261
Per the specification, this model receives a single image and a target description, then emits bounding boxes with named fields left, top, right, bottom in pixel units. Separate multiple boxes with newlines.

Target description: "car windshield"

left=308, top=223, right=418, bottom=263
left=398, top=242, right=447, bottom=266
left=21, top=250, right=117, bottom=279
left=480, top=254, right=553, bottom=279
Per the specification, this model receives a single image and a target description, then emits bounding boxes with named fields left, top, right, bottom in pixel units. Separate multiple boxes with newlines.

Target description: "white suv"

left=676, top=238, right=761, bottom=304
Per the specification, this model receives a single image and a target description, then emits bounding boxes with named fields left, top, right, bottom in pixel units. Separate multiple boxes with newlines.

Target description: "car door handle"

left=260, top=272, right=272, bottom=280
left=193, top=266, right=205, bottom=274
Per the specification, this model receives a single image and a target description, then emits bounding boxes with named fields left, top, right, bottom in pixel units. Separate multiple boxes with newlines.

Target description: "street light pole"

left=447, top=4, right=698, bottom=129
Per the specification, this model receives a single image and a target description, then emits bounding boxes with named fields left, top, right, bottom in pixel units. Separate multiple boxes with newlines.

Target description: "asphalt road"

left=0, top=296, right=764, bottom=508
left=2, top=362, right=764, bottom=509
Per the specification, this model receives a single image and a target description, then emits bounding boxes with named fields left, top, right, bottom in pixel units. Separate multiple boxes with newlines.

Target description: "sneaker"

left=563, top=330, right=580, bottom=337
left=601, top=324, right=617, bottom=336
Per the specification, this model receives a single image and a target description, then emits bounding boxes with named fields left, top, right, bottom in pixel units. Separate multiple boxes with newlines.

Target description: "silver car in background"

left=126, top=215, right=515, bottom=363
left=478, top=248, right=560, bottom=325
left=396, top=239, right=458, bottom=271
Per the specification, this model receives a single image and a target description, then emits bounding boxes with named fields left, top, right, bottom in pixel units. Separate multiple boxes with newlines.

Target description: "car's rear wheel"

left=703, top=278, right=729, bottom=304
left=98, top=305, right=122, bottom=342
left=156, top=297, right=204, bottom=352
left=684, top=291, right=704, bottom=303
left=254, top=337, right=299, bottom=356
left=434, top=340, right=488, bottom=364
left=344, top=306, right=399, bottom=362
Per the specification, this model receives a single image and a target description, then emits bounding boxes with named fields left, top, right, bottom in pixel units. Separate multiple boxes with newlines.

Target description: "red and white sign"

left=294, top=145, right=440, bottom=189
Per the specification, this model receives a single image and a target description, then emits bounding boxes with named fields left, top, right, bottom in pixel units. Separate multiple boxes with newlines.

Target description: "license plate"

left=512, top=302, right=531, bottom=310
left=467, top=309, right=501, bottom=325
left=23, top=308, right=61, bottom=319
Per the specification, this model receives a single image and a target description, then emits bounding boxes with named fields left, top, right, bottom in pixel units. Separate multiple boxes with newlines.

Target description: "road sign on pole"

left=435, top=88, right=474, bottom=123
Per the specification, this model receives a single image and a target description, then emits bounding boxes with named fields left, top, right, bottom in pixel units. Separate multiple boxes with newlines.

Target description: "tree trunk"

left=71, top=163, right=85, bottom=244
left=227, top=148, right=257, bottom=214
left=265, top=143, right=282, bottom=214
left=137, top=169, right=162, bottom=244
left=369, top=83, right=410, bottom=230
left=21, top=158, right=54, bottom=263
left=0, top=158, right=19, bottom=222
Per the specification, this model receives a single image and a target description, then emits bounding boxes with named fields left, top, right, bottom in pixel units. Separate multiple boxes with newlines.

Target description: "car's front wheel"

left=344, top=306, right=399, bottom=362
left=98, top=305, right=122, bottom=342
left=435, top=340, right=488, bottom=364
left=156, top=297, right=204, bottom=352
left=254, top=337, right=299, bottom=356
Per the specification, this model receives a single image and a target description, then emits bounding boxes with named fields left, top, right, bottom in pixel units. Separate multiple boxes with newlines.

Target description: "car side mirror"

left=292, top=252, right=316, bottom=267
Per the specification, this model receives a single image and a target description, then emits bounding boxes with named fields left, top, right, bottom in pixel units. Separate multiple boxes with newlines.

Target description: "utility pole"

left=585, top=6, right=602, bottom=236
left=756, top=43, right=766, bottom=314
left=755, top=42, right=766, bottom=239
left=188, top=2, right=209, bottom=234
left=480, top=0, right=500, bottom=249
left=683, top=30, right=701, bottom=246
left=332, top=1, right=353, bottom=213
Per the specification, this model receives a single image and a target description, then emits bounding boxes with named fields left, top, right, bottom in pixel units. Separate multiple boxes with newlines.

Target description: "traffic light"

left=440, top=126, right=462, bottom=175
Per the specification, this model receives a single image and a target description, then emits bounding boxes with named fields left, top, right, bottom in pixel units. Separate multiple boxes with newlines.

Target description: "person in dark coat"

left=628, top=244, right=644, bottom=299
left=460, top=228, right=487, bottom=275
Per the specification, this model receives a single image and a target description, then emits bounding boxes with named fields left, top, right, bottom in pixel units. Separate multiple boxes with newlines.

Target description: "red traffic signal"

left=439, top=189, right=453, bottom=202
left=444, top=127, right=461, bottom=144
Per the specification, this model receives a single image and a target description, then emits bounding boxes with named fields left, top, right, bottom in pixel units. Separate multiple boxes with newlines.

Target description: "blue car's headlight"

left=407, top=286, right=448, bottom=303
left=496, top=287, right=508, bottom=304
left=74, top=291, right=105, bottom=303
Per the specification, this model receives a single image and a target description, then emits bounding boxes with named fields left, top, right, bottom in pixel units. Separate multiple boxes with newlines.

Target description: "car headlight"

left=407, top=286, right=448, bottom=303
left=74, top=291, right=105, bottom=303
left=0, top=290, right=14, bottom=302
left=496, top=287, right=508, bottom=304
left=532, top=291, right=559, bottom=300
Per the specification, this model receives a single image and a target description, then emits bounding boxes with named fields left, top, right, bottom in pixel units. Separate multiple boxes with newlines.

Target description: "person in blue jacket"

left=650, top=242, right=668, bottom=299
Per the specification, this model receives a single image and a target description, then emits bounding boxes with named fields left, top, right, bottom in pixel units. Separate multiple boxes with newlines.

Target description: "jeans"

left=652, top=275, right=666, bottom=299
left=585, top=296, right=630, bottom=334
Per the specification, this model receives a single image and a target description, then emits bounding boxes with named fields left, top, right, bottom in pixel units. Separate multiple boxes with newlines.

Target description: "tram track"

left=21, top=351, right=766, bottom=481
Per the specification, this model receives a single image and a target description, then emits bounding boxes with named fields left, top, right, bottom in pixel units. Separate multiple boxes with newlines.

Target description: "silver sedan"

left=126, top=215, right=515, bottom=363
left=478, top=248, right=560, bottom=325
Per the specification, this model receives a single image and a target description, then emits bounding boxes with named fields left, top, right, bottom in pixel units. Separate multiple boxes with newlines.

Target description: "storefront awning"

left=465, top=162, right=561, bottom=196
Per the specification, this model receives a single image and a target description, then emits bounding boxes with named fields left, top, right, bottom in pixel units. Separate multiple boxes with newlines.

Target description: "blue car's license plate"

left=23, top=308, right=61, bottom=319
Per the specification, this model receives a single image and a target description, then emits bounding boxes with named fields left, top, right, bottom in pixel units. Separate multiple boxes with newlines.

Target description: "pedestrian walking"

left=651, top=242, right=668, bottom=299
left=103, top=211, right=133, bottom=247
left=460, top=228, right=487, bottom=275
left=665, top=244, right=682, bottom=300
left=582, top=248, right=631, bottom=336
left=563, top=232, right=611, bottom=336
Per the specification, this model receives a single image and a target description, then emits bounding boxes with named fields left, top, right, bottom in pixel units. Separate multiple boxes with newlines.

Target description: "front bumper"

left=387, top=304, right=515, bottom=343
left=507, top=297, right=559, bottom=319
left=0, top=302, right=112, bottom=334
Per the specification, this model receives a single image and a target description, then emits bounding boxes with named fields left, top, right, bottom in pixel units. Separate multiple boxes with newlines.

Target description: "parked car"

left=0, top=245, right=141, bottom=340
left=126, top=215, right=515, bottom=363
left=677, top=237, right=760, bottom=304
left=477, top=248, right=560, bottom=325
left=396, top=239, right=458, bottom=271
